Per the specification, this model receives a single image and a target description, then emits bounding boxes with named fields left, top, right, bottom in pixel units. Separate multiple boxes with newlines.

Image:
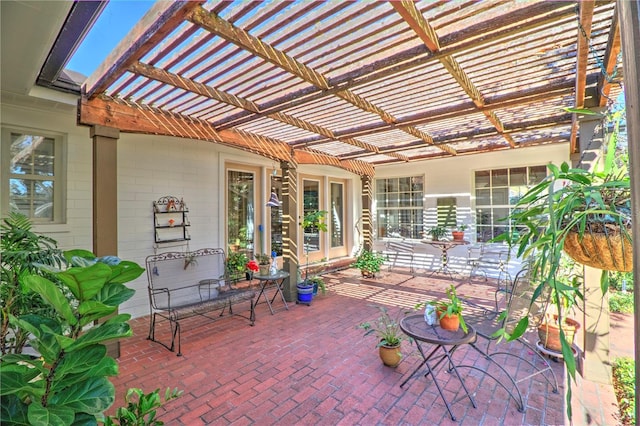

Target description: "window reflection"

left=228, top=171, right=254, bottom=254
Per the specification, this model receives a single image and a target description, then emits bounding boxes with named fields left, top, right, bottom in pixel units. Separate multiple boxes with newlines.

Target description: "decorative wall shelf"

left=153, top=196, right=190, bottom=244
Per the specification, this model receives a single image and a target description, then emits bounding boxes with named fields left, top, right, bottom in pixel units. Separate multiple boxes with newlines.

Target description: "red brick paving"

left=109, top=268, right=623, bottom=425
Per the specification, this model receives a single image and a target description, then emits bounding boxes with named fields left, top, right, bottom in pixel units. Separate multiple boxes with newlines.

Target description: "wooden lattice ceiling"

left=77, top=0, right=622, bottom=177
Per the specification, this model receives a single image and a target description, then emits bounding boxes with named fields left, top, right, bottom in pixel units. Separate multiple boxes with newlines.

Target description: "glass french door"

left=227, top=169, right=255, bottom=256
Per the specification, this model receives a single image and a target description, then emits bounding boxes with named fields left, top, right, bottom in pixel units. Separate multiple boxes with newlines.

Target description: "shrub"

left=609, top=291, right=634, bottom=314
left=613, top=357, right=635, bottom=425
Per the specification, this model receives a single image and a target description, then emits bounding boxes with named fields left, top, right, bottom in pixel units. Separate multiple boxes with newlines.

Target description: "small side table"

left=400, top=314, right=477, bottom=421
left=252, top=271, right=289, bottom=315
left=423, top=239, right=469, bottom=279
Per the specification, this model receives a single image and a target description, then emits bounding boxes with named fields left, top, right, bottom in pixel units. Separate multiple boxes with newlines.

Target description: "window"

left=1, top=127, right=65, bottom=223
left=474, top=165, right=547, bottom=242
left=375, top=176, right=423, bottom=239
left=330, top=182, right=344, bottom=248
left=436, top=197, right=457, bottom=228
left=227, top=170, right=255, bottom=254
left=302, top=179, right=321, bottom=253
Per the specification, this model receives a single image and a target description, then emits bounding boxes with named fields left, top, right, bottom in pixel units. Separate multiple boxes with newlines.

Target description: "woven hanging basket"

left=563, top=229, right=633, bottom=272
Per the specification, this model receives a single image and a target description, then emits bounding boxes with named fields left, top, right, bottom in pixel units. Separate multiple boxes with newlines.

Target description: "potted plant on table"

left=352, top=249, right=387, bottom=278
left=255, top=253, right=272, bottom=276
left=427, top=226, right=449, bottom=241
left=425, top=284, right=468, bottom=332
left=358, top=305, right=410, bottom=367
left=451, top=224, right=468, bottom=241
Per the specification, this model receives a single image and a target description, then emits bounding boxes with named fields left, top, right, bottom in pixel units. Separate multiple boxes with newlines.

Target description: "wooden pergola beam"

left=570, top=0, right=596, bottom=153
left=84, top=1, right=204, bottom=99
left=78, top=96, right=374, bottom=177
left=597, top=7, right=621, bottom=107
left=391, top=1, right=516, bottom=149
left=187, top=5, right=456, bottom=155
left=129, top=61, right=381, bottom=154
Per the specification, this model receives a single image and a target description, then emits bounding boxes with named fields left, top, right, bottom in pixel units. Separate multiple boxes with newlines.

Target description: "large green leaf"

left=22, top=276, right=76, bottom=325
left=0, top=365, right=44, bottom=396
left=71, top=412, right=99, bottom=426
left=63, top=249, right=96, bottom=264
left=106, top=261, right=145, bottom=285
left=53, top=356, right=118, bottom=390
left=96, top=283, right=136, bottom=307
left=54, top=345, right=107, bottom=377
left=104, top=314, right=132, bottom=325
left=27, top=401, right=75, bottom=426
left=0, top=394, right=30, bottom=425
left=57, top=263, right=111, bottom=301
left=66, top=323, right=131, bottom=352
left=77, top=301, right=117, bottom=327
left=48, top=376, right=114, bottom=414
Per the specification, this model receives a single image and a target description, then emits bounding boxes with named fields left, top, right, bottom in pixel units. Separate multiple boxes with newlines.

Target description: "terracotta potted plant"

left=358, top=306, right=410, bottom=367
left=427, top=226, right=448, bottom=241
left=430, top=284, right=467, bottom=332
left=451, top=224, right=467, bottom=241
left=255, top=253, right=271, bottom=276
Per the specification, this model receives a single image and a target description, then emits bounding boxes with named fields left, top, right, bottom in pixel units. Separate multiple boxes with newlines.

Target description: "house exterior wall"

left=2, top=97, right=570, bottom=318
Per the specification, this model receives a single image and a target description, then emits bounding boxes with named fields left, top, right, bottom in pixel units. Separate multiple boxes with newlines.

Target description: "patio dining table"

left=422, top=239, right=469, bottom=278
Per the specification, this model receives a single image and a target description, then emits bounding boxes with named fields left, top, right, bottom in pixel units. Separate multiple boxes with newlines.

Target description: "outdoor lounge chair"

left=461, top=268, right=559, bottom=410
left=467, top=243, right=513, bottom=308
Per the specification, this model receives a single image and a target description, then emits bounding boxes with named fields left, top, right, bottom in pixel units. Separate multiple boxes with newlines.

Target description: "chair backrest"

left=502, top=268, right=550, bottom=333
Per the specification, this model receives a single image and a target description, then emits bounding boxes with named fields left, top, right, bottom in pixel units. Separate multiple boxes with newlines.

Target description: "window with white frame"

left=1, top=127, right=66, bottom=223
left=375, top=176, right=423, bottom=239
left=474, top=165, right=547, bottom=242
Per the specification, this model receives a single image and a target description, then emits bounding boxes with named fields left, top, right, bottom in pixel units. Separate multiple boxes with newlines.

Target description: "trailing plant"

left=103, top=387, right=183, bottom=426
left=183, top=253, right=198, bottom=270
left=358, top=305, right=410, bottom=348
left=1, top=212, right=66, bottom=355
left=0, top=249, right=145, bottom=425
left=306, top=276, right=326, bottom=295
left=351, top=250, right=386, bottom=277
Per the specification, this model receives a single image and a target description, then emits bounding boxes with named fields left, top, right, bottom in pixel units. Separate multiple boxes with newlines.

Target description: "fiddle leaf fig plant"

left=0, top=250, right=145, bottom=425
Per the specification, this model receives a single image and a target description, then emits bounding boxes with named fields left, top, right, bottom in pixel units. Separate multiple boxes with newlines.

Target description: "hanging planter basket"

left=563, top=228, right=633, bottom=272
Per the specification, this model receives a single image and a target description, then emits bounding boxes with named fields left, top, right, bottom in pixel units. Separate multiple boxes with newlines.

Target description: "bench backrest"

left=146, top=248, right=227, bottom=310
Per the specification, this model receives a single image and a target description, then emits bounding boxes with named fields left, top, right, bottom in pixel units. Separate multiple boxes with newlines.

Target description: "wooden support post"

left=281, top=161, right=299, bottom=302
left=361, top=175, right=373, bottom=251
left=91, top=125, right=120, bottom=358
left=617, top=1, right=640, bottom=422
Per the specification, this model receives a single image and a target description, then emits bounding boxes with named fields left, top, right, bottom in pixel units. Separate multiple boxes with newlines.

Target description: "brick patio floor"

left=111, top=267, right=621, bottom=425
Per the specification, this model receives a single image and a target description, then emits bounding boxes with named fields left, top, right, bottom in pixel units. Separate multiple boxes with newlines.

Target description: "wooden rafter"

left=129, top=61, right=381, bottom=153
left=78, top=96, right=374, bottom=176
left=391, top=0, right=516, bottom=148
left=84, top=1, right=204, bottom=99
left=217, top=1, right=576, bottom=131
left=570, top=0, right=596, bottom=154
left=186, top=5, right=456, bottom=156
left=597, top=7, right=620, bottom=107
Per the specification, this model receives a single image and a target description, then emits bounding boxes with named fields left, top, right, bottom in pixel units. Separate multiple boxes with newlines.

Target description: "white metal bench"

left=146, top=248, right=255, bottom=356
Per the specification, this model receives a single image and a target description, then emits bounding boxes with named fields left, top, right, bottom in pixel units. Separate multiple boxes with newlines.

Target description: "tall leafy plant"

left=0, top=249, right=145, bottom=425
left=1, top=212, right=66, bottom=355
left=300, top=210, right=327, bottom=284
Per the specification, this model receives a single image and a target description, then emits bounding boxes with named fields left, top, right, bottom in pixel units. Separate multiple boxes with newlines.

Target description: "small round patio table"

left=400, top=314, right=477, bottom=421
left=422, top=239, right=469, bottom=279
left=252, top=270, right=289, bottom=315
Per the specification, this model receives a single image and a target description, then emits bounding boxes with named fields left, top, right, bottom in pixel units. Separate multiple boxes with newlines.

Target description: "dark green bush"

left=609, top=271, right=634, bottom=292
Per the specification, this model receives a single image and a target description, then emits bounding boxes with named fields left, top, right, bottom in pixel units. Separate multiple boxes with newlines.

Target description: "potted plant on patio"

left=358, top=305, right=410, bottom=367
left=297, top=210, right=328, bottom=304
left=352, top=249, right=387, bottom=278
left=226, top=251, right=249, bottom=283
left=451, top=224, right=468, bottom=241
left=426, top=284, right=468, bottom=332
left=255, top=253, right=272, bottom=276
left=427, top=226, right=448, bottom=241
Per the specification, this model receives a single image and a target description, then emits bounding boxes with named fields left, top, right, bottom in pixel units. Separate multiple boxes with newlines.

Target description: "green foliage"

left=254, top=253, right=271, bottom=265
left=307, top=276, right=325, bottom=294
left=103, top=388, right=183, bottom=426
left=300, top=210, right=328, bottom=282
left=608, top=271, right=634, bottom=292
left=358, top=306, right=409, bottom=348
left=0, top=250, right=144, bottom=425
left=351, top=250, right=386, bottom=275
left=612, top=357, right=635, bottom=425
left=423, top=284, right=468, bottom=333
left=609, top=291, right=634, bottom=314
left=427, top=226, right=448, bottom=240
left=226, top=251, right=249, bottom=282
left=1, top=212, right=66, bottom=355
